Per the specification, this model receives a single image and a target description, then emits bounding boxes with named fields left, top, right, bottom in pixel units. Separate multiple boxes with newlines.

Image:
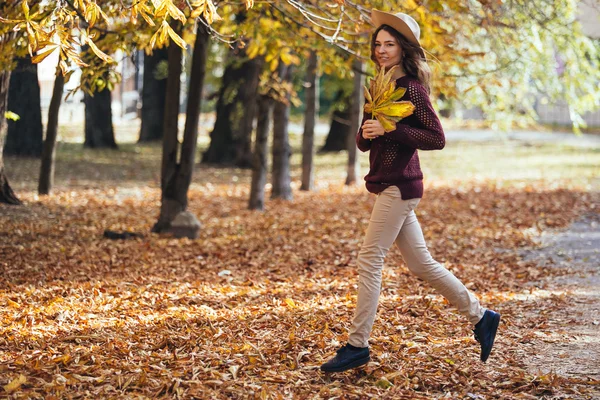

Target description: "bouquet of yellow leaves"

left=364, top=66, right=415, bottom=132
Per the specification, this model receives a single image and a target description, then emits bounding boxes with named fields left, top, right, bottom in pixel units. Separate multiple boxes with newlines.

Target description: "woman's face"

left=374, top=29, right=402, bottom=69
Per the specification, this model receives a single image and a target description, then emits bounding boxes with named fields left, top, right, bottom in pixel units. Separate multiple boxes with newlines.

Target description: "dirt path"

left=521, top=212, right=600, bottom=397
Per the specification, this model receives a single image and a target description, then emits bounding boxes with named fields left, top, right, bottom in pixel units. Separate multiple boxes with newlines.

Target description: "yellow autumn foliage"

left=363, top=66, right=415, bottom=132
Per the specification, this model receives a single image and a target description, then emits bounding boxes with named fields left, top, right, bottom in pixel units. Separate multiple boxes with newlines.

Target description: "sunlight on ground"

left=5, top=118, right=600, bottom=193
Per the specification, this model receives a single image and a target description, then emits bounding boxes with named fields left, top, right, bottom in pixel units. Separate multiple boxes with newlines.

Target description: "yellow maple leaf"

left=363, top=66, right=415, bottom=132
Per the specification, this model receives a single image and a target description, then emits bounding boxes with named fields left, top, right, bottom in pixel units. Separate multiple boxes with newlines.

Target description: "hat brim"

left=371, top=9, right=426, bottom=59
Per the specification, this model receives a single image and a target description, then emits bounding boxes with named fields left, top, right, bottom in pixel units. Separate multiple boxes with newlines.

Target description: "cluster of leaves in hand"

left=364, top=66, right=415, bottom=132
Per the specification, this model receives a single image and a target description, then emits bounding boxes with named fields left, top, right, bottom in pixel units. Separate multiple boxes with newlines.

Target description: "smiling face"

left=374, top=29, right=403, bottom=69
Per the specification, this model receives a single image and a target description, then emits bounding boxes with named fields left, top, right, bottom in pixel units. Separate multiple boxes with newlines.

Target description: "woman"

left=320, top=10, right=500, bottom=373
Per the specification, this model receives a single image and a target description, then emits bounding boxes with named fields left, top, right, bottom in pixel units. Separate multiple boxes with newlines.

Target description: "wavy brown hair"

left=370, top=24, right=431, bottom=93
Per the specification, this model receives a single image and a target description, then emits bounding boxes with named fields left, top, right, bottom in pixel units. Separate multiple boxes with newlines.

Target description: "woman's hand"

left=362, top=119, right=385, bottom=140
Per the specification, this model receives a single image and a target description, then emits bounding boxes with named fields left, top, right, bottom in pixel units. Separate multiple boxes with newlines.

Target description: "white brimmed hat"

left=371, top=9, right=426, bottom=59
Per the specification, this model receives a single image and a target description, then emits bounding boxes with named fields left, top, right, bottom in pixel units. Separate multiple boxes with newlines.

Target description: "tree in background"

left=5, top=55, right=43, bottom=157
left=201, top=12, right=263, bottom=168
left=201, top=50, right=262, bottom=167
left=152, top=21, right=210, bottom=235
left=300, top=50, right=319, bottom=191
left=271, top=62, right=294, bottom=201
left=0, top=0, right=240, bottom=225
left=81, top=43, right=120, bottom=149
left=236, top=11, right=321, bottom=204
left=0, top=31, right=20, bottom=204
left=248, top=93, right=272, bottom=210
left=38, top=63, right=64, bottom=195
left=319, top=88, right=353, bottom=153
left=2, top=0, right=599, bottom=206
left=138, top=47, right=168, bottom=142
left=346, top=59, right=364, bottom=186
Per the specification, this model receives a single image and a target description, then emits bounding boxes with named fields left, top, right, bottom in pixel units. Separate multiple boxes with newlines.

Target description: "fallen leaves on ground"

left=0, top=180, right=597, bottom=399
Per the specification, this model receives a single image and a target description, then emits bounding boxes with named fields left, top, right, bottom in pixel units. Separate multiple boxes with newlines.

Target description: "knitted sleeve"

left=356, top=113, right=372, bottom=152
left=383, top=80, right=445, bottom=150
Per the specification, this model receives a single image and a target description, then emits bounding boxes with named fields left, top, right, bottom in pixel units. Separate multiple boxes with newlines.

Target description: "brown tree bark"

left=249, top=95, right=273, bottom=210
left=271, top=63, right=293, bottom=201
left=84, top=87, right=117, bottom=149
left=236, top=57, right=263, bottom=166
left=201, top=53, right=262, bottom=167
left=346, top=60, right=365, bottom=186
left=300, top=50, right=318, bottom=191
left=139, top=47, right=168, bottom=142
left=5, top=55, right=43, bottom=157
left=152, top=34, right=183, bottom=232
left=319, top=90, right=352, bottom=153
left=81, top=41, right=117, bottom=150
left=38, top=66, right=65, bottom=195
left=153, top=24, right=209, bottom=233
left=0, top=69, right=21, bottom=205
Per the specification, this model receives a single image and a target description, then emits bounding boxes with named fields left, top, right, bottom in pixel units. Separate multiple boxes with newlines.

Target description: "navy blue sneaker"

left=320, top=344, right=370, bottom=372
left=473, top=309, right=501, bottom=362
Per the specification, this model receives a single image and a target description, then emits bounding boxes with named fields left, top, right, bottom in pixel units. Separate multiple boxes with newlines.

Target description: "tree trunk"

left=139, top=47, right=168, bottom=142
left=202, top=54, right=262, bottom=167
left=271, top=63, right=293, bottom=201
left=153, top=24, right=208, bottom=234
left=84, top=87, right=117, bottom=149
left=5, top=55, right=43, bottom=157
left=301, top=50, right=318, bottom=191
left=236, top=57, right=262, bottom=167
left=319, top=91, right=352, bottom=153
left=346, top=60, right=365, bottom=186
left=0, top=69, right=21, bottom=205
left=38, top=66, right=65, bottom=195
left=152, top=37, right=183, bottom=232
left=249, top=95, right=272, bottom=210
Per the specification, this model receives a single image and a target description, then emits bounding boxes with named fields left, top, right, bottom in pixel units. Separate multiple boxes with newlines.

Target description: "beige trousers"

left=348, top=186, right=485, bottom=348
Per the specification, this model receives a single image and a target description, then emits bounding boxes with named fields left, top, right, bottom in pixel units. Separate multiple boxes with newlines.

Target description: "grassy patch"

left=6, top=118, right=598, bottom=193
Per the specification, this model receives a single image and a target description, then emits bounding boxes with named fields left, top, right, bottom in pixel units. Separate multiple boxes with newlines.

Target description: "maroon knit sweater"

left=356, top=75, right=445, bottom=199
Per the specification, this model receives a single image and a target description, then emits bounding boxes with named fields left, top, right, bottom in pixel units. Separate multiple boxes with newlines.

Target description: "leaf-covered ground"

left=1, top=128, right=599, bottom=399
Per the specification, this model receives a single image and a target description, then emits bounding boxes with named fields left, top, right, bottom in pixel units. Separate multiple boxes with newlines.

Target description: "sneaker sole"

left=321, top=355, right=371, bottom=373
left=481, top=313, right=501, bottom=362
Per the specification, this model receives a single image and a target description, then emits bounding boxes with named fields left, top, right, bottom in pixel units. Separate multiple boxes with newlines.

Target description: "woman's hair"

left=370, top=24, right=431, bottom=93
